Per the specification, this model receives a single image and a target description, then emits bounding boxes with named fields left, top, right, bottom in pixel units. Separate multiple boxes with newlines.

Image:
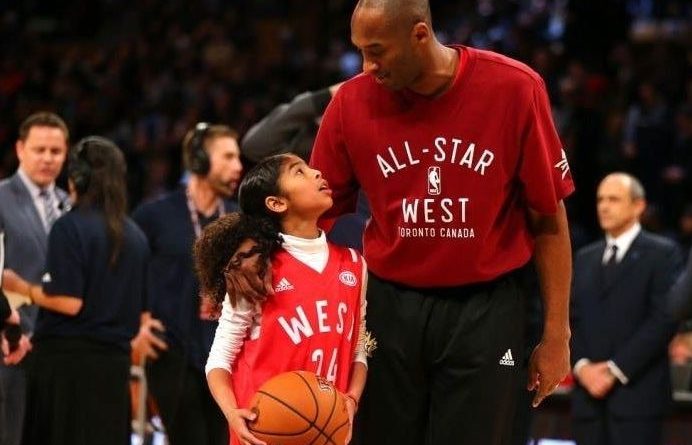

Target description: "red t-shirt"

left=311, top=46, right=574, bottom=287
left=231, top=244, right=363, bottom=411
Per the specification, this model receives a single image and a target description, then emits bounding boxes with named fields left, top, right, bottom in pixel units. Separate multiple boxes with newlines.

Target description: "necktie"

left=39, top=189, right=58, bottom=231
left=603, top=244, right=618, bottom=287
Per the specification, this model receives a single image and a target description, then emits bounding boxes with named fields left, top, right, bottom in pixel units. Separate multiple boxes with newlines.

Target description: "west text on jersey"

left=277, top=301, right=354, bottom=345
left=402, top=197, right=470, bottom=224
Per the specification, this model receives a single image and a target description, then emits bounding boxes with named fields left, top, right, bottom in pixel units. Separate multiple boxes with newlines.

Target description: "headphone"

left=188, top=122, right=211, bottom=175
left=68, top=137, right=95, bottom=195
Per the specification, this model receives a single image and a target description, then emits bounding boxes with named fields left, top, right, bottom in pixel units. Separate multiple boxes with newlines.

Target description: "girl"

left=3, top=136, right=149, bottom=445
left=195, top=154, right=370, bottom=445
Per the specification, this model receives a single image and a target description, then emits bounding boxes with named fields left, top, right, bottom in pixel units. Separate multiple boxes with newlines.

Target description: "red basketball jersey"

left=231, top=243, right=364, bottom=410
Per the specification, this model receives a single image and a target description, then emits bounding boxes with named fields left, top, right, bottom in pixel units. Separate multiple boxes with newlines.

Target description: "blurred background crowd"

left=0, top=0, right=690, bottom=250
left=0, top=1, right=691, bottom=444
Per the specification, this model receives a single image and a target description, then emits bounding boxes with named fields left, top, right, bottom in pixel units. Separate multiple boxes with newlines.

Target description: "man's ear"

left=15, top=140, right=25, bottom=162
left=265, top=195, right=287, bottom=214
left=411, top=21, right=431, bottom=44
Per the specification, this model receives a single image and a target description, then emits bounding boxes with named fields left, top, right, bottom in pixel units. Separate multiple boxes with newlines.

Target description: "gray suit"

left=0, top=173, right=68, bottom=445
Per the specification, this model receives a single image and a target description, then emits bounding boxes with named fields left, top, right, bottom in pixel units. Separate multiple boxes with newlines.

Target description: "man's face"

left=351, top=7, right=422, bottom=91
left=596, top=176, right=644, bottom=237
left=206, top=136, right=243, bottom=197
left=16, top=126, right=68, bottom=188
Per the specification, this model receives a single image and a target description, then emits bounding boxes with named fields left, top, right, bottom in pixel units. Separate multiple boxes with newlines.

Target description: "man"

left=571, top=173, right=681, bottom=445
left=230, top=1, right=574, bottom=444
left=0, top=112, right=69, bottom=445
left=131, top=123, right=242, bottom=445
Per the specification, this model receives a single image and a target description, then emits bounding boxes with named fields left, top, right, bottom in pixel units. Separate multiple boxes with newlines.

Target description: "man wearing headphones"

left=131, top=123, right=243, bottom=445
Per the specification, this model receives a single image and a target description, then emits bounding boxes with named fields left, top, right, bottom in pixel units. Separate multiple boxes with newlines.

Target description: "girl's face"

left=272, top=155, right=333, bottom=219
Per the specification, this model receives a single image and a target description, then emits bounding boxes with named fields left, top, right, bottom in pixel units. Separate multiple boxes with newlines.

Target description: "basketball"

left=247, top=371, right=350, bottom=445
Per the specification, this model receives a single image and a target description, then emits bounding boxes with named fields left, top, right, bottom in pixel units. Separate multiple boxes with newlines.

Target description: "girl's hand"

left=228, top=408, right=267, bottom=445
left=343, top=393, right=358, bottom=444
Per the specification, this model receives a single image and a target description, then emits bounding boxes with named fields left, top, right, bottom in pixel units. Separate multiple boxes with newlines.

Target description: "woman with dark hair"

left=3, top=136, right=149, bottom=445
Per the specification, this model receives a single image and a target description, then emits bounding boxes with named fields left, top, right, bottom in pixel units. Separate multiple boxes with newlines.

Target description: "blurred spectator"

left=622, top=82, right=675, bottom=203
left=660, top=104, right=692, bottom=227
left=0, top=112, right=69, bottom=445
left=3, top=136, right=148, bottom=445
left=0, top=0, right=689, bottom=243
left=130, top=123, right=242, bottom=445
left=571, top=173, right=682, bottom=445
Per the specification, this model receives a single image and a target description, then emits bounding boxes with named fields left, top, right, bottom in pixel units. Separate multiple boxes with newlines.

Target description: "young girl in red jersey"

left=194, top=154, right=369, bottom=445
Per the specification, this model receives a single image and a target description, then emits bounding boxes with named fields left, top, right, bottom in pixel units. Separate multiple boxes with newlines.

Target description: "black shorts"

left=359, top=270, right=526, bottom=445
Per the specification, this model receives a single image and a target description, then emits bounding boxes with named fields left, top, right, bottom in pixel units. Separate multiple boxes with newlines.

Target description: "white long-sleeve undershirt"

left=205, top=231, right=368, bottom=375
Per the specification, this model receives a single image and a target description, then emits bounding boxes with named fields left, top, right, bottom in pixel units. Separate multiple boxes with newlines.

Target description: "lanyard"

left=185, top=188, right=226, bottom=239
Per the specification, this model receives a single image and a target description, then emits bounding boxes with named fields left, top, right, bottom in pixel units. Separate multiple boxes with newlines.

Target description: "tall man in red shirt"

left=229, top=1, right=574, bottom=444
left=309, top=1, right=574, bottom=444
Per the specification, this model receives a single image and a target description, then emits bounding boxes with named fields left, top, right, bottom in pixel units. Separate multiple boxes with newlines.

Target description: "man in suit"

left=0, top=112, right=69, bottom=445
left=571, top=172, right=682, bottom=445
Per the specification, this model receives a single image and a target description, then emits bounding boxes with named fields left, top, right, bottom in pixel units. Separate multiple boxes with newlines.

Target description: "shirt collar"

left=605, top=222, right=641, bottom=261
left=17, top=167, right=55, bottom=198
left=280, top=230, right=327, bottom=255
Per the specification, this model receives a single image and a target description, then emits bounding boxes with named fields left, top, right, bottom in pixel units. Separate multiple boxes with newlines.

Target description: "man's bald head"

left=351, top=0, right=437, bottom=91
left=355, top=0, right=432, bottom=32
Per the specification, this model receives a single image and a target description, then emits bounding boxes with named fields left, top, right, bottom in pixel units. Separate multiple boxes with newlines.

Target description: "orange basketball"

left=247, top=371, right=350, bottom=445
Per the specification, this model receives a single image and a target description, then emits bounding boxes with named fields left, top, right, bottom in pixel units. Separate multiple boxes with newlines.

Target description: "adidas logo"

left=274, top=277, right=294, bottom=292
left=499, top=349, right=515, bottom=366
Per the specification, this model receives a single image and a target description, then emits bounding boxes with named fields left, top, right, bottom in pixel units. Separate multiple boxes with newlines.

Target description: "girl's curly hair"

left=194, top=154, right=294, bottom=314
left=194, top=212, right=281, bottom=313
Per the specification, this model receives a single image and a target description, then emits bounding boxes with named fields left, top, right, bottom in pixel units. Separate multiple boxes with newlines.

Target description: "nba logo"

left=427, top=166, right=441, bottom=195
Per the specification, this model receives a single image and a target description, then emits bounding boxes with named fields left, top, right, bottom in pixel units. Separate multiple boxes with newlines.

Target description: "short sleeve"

left=42, top=216, right=85, bottom=299
left=518, top=79, right=575, bottom=214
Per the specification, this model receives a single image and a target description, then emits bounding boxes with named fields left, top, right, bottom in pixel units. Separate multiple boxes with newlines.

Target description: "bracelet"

left=343, top=394, right=359, bottom=410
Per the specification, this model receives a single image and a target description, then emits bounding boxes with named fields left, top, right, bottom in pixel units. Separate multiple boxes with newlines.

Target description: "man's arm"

left=242, top=84, right=342, bottom=162
left=527, top=201, right=572, bottom=407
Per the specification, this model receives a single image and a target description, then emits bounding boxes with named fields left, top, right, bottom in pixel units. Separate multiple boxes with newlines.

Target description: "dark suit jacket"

left=570, top=230, right=682, bottom=419
left=0, top=173, right=68, bottom=331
